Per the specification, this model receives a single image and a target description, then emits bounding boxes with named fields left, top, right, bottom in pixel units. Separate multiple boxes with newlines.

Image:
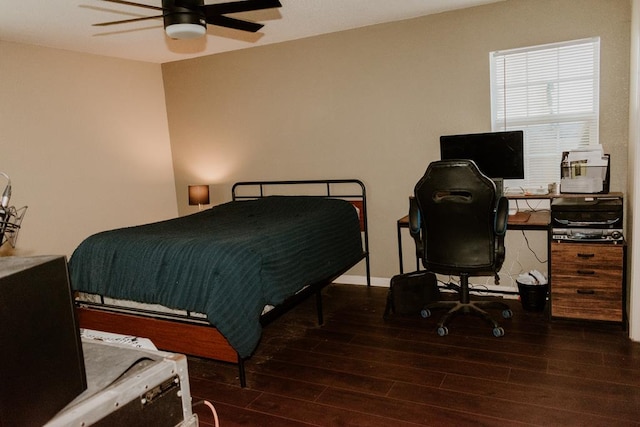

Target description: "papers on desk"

left=560, top=146, right=609, bottom=193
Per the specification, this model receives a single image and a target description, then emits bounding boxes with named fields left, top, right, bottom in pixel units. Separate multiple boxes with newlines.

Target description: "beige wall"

left=163, top=0, right=631, bottom=285
left=0, top=41, right=178, bottom=258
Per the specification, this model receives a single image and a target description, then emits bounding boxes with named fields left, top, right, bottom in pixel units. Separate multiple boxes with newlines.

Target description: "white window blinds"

left=490, top=37, right=600, bottom=187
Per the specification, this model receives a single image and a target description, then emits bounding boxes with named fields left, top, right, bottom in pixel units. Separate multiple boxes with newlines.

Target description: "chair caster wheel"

left=420, top=309, right=431, bottom=318
left=437, top=326, right=449, bottom=336
left=493, top=327, right=505, bottom=337
left=502, top=309, right=513, bottom=319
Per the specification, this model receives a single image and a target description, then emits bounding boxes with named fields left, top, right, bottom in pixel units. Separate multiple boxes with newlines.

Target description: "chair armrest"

left=409, top=197, right=421, bottom=236
left=408, top=197, right=424, bottom=260
left=494, top=196, right=508, bottom=236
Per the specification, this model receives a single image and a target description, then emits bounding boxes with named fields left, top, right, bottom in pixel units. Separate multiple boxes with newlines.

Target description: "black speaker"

left=0, top=256, right=87, bottom=427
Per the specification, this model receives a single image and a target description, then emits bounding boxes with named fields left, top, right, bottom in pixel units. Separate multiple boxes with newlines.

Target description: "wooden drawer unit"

left=550, top=241, right=624, bottom=322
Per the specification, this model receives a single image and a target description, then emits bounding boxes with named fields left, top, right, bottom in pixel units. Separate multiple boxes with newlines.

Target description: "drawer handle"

left=577, top=289, right=595, bottom=295
left=577, top=253, right=595, bottom=258
left=576, top=270, right=595, bottom=275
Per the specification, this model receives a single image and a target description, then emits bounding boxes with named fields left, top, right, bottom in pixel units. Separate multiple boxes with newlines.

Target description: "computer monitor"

left=439, top=130, right=525, bottom=180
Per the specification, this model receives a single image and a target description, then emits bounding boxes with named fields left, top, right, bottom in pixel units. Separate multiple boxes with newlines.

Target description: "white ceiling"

left=0, top=0, right=503, bottom=64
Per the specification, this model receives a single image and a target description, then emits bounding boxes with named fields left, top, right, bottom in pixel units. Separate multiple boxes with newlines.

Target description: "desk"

left=506, top=210, right=551, bottom=230
left=396, top=210, right=551, bottom=273
left=396, top=192, right=625, bottom=323
left=396, top=191, right=623, bottom=273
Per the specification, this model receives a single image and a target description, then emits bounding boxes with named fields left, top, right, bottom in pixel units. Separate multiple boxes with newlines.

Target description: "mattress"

left=69, top=196, right=363, bottom=358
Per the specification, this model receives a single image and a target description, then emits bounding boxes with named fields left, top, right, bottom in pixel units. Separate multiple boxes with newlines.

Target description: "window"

left=490, top=37, right=600, bottom=187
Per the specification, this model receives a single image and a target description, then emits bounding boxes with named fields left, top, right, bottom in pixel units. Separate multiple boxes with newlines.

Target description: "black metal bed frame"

left=77, top=179, right=370, bottom=388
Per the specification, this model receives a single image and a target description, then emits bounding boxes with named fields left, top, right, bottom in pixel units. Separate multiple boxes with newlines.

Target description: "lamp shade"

left=165, top=23, right=206, bottom=39
left=188, top=185, right=210, bottom=206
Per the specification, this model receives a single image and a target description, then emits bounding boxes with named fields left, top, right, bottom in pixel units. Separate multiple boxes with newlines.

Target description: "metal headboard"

left=232, top=179, right=370, bottom=286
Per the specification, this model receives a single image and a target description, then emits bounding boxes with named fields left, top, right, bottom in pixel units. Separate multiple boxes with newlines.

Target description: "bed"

left=70, top=179, right=369, bottom=387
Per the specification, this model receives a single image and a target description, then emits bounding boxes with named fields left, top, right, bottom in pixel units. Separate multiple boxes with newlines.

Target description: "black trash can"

left=517, top=282, right=548, bottom=312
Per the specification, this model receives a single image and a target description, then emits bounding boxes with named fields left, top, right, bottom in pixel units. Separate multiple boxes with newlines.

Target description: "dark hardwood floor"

left=187, top=283, right=640, bottom=426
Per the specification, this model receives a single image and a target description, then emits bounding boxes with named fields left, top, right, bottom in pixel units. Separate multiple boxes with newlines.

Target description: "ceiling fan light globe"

left=165, top=23, right=206, bottom=39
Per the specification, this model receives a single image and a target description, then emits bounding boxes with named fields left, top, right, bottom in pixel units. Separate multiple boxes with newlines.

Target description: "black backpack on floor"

left=384, top=270, right=440, bottom=318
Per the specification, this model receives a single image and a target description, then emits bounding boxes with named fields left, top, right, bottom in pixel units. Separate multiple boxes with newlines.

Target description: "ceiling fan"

left=94, top=0, right=283, bottom=40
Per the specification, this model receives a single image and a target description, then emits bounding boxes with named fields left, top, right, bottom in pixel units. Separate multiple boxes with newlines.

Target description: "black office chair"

left=409, top=159, right=512, bottom=337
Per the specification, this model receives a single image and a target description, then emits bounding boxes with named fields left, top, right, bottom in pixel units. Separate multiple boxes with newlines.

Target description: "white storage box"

left=46, top=339, right=197, bottom=427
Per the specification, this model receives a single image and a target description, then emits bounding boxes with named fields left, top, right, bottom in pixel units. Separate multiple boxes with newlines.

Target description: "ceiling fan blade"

left=98, top=0, right=164, bottom=11
left=203, top=0, right=282, bottom=16
left=92, top=0, right=279, bottom=34
left=93, top=14, right=164, bottom=27
left=206, top=15, right=264, bottom=32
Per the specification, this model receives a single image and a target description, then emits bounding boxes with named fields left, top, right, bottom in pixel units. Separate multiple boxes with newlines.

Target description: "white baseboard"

left=335, top=274, right=389, bottom=287
left=335, top=274, right=519, bottom=298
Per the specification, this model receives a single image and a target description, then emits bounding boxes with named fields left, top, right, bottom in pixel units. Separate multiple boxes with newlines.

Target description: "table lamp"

left=188, top=185, right=210, bottom=211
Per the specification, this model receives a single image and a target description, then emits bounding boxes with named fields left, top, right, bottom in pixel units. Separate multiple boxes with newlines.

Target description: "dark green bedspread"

left=69, top=196, right=363, bottom=358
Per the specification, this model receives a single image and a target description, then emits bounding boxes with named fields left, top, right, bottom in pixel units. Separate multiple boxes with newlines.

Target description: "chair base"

left=423, top=300, right=511, bottom=337
left=422, top=274, right=512, bottom=337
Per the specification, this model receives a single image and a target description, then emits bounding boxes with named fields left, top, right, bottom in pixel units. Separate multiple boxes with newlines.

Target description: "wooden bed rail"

left=76, top=307, right=239, bottom=363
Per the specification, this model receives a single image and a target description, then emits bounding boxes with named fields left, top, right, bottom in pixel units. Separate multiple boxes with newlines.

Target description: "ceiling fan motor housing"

left=163, top=0, right=207, bottom=39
